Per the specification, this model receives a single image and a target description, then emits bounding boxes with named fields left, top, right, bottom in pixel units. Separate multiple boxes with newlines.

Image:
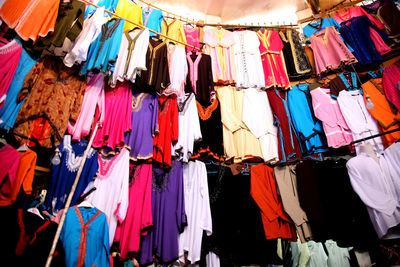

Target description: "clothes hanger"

left=17, top=143, right=29, bottom=152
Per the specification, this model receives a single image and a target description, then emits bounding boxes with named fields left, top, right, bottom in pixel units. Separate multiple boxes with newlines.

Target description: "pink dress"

left=382, top=62, right=400, bottom=111
left=92, top=81, right=132, bottom=149
left=184, top=26, right=200, bottom=53
left=334, top=6, right=392, bottom=55
left=309, top=27, right=357, bottom=75
left=68, top=73, right=105, bottom=141
left=114, top=163, right=153, bottom=259
left=0, top=38, right=22, bottom=108
left=257, top=30, right=290, bottom=89
left=204, top=27, right=235, bottom=84
left=310, top=87, right=353, bottom=148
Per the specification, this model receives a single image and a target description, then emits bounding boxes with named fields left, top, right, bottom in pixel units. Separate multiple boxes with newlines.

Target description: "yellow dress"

left=161, top=19, right=187, bottom=46
left=115, top=0, right=143, bottom=32
left=216, top=86, right=263, bottom=162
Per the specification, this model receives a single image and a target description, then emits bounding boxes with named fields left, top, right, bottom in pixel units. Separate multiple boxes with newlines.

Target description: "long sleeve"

left=116, top=151, right=130, bottom=223
left=151, top=96, right=159, bottom=137
left=171, top=97, right=179, bottom=143
left=216, top=86, right=243, bottom=133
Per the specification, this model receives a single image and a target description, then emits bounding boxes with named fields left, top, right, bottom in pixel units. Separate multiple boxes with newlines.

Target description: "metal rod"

left=45, top=122, right=100, bottom=267
left=350, top=127, right=400, bottom=145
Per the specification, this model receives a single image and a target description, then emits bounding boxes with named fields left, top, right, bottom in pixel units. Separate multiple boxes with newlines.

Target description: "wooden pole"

left=45, top=122, right=99, bottom=267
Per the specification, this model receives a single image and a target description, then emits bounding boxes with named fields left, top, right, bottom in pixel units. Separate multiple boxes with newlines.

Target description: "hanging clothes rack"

left=350, top=127, right=400, bottom=145
left=202, top=22, right=299, bottom=29
left=78, top=0, right=201, bottom=51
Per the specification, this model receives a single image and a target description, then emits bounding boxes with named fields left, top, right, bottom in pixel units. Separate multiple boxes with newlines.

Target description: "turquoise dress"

left=142, top=8, right=163, bottom=37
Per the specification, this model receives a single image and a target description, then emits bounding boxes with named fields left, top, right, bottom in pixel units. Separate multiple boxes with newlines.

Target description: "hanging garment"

left=204, top=27, right=235, bottom=84
left=163, top=44, right=188, bottom=97
left=85, top=0, right=119, bottom=18
left=92, top=81, right=132, bottom=150
left=346, top=151, right=400, bottom=239
left=184, top=26, right=200, bottom=52
left=362, top=78, right=400, bottom=147
left=385, top=143, right=400, bottom=193
left=63, top=6, right=108, bottom=68
left=337, top=89, right=384, bottom=154
left=288, top=84, right=328, bottom=155
left=86, top=148, right=130, bottom=246
left=266, top=89, right=303, bottom=163
left=142, top=7, right=163, bottom=37
left=185, top=52, right=215, bottom=105
left=161, top=19, right=187, bottom=46
left=242, top=87, right=279, bottom=163
left=0, top=39, right=22, bottom=108
left=325, top=240, right=351, bottom=267
left=45, top=135, right=98, bottom=214
left=233, top=30, right=265, bottom=88
left=216, top=86, right=263, bottom=162
left=60, top=206, right=110, bottom=267
left=114, top=163, right=153, bottom=259
left=310, top=87, right=353, bottom=148
left=274, top=165, right=312, bottom=243
left=329, top=71, right=360, bottom=98
left=0, top=149, right=36, bottom=206
left=80, top=18, right=125, bottom=75
left=279, top=29, right=312, bottom=80
left=307, top=241, right=328, bottom=267
left=0, top=145, right=20, bottom=198
left=290, top=237, right=311, bottom=267
left=134, top=39, right=170, bottom=94
left=192, top=98, right=224, bottom=162
left=202, top=164, right=281, bottom=266
left=257, top=30, right=290, bottom=89
left=140, top=160, right=186, bottom=265
left=68, top=73, right=105, bottom=142
left=152, top=94, right=179, bottom=168
left=114, top=0, right=143, bottom=33
left=178, top=161, right=212, bottom=264
left=124, top=92, right=158, bottom=161
left=0, top=43, right=38, bottom=130
left=13, top=56, right=86, bottom=148
left=377, top=0, right=400, bottom=39
left=0, top=0, right=59, bottom=42
left=309, top=27, right=357, bottom=75
left=111, top=28, right=149, bottom=86
left=172, top=93, right=202, bottom=163
left=382, top=61, right=400, bottom=111
left=251, top=164, right=297, bottom=241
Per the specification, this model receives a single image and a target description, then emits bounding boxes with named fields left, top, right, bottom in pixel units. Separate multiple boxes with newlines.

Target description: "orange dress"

left=0, top=0, right=59, bottom=42
left=250, top=163, right=297, bottom=241
left=362, top=78, right=400, bottom=147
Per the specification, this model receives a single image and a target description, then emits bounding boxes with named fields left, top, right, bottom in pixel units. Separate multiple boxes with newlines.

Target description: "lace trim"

left=196, top=99, right=219, bottom=121
left=63, top=136, right=96, bottom=173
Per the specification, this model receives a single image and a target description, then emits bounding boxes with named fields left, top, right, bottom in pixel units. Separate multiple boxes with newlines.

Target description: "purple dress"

left=139, top=160, right=187, bottom=265
left=124, top=93, right=158, bottom=161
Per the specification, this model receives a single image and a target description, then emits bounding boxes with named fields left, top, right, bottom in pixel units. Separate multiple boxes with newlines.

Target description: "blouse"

left=184, top=26, right=200, bottom=52
left=114, top=0, right=143, bottom=32
left=142, top=7, right=163, bottom=37
left=161, top=19, right=187, bottom=46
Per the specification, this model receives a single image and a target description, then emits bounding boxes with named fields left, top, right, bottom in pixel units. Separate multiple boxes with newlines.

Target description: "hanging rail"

left=202, top=22, right=299, bottom=29
left=350, top=127, right=400, bottom=145
left=78, top=0, right=201, bottom=51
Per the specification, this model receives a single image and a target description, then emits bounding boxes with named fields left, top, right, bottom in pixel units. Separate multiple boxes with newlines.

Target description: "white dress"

left=307, top=241, right=328, bottom=267
left=85, top=148, right=130, bottom=246
left=384, top=142, right=400, bottom=198
left=337, top=90, right=384, bottom=154
left=172, top=93, right=202, bottom=163
left=242, top=87, right=279, bottom=163
left=346, top=151, right=400, bottom=239
left=163, top=44, right=188, bottom=97
left=178, top=160, right=212, bottom=263
left=325, top=240, right=351, bottom=267
left=63, top=6, right=107, bottom=67
left=233, top=30, right=265, bottom=88
left=111, top=28, right=149, bottom=87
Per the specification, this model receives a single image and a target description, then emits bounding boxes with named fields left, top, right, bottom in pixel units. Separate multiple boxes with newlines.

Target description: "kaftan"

left=114, top=0, right=143, bottom=32
left=142, top=7, right=163, bottom=37
left=161, top=19, right=187, bottom=46
left=233, top=30, right=265, bottom=88
left=86, top=148, right=130, bottom=246
left=179, top=161, right=212, bottom=263
left=337, top=89, right=384, bottom=154
left=242, top=87, right=279, bottom=163
left=164, top=44, right=188, bottom=97
left=184, top=26, right=200, bottom=52
left=172, top=93, right=202, bottom=162
left=204, top=28, right=235, bottom=84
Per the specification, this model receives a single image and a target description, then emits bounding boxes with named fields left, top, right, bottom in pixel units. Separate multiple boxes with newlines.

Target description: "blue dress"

left=288, top=84, right=328, bottom=155
left=61, top=206, right=110, bottom=267
left=81, top=18, right=125, bottom=75
left=142, top=8, right=164, bottom=37
left=0, top=41, right=38, bottom=130
left=45, top=135, right=98, bottom=214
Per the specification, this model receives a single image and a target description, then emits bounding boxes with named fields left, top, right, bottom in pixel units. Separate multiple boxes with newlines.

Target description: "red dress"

left=153, top=95, right=179, bottom=168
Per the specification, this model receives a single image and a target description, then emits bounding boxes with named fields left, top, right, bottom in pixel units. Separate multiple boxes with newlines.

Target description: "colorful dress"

left=142, top=7, right=163, bottom=37
left=382, top=61, right=400, bottom=111
left=60, top=206, right=110, bottom=267
left=124, top=93, right=158, bottom=161
left=114, top=0, right=143, bottom=32
left=161, top=19, right=187, bottom=46
left=163, top=44, right=188, bottom=97
left=204, top=28, right=235, bottom=84
left=0, top=145, right=20, bottom=198
left=184, top=26, right=200, bottom=52
left=257, top=30, right=290, bottom=89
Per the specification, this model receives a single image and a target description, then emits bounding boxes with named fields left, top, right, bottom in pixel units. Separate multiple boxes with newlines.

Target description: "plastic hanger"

left=78, top=200, right=94, bottom=208
left=17, top=144, right=28, bottom=152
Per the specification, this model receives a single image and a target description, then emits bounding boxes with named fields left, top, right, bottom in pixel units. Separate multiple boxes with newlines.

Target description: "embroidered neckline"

left=97, top=149, right=126, bottom=178
left=196, top=98, right=219, bottom=120
left=132, top=93, right=147, bottom=112
left=63, top=136, right=96, bottom=173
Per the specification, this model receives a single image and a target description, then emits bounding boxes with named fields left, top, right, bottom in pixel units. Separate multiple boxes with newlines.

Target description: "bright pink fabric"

left=309, top=27, right=357, bottom=75
left=68, top=73, right=105, bottom=141
left=114, top=163, right=153, bottom=259
left=0, top=38, right=22, bottom=108
left=0, top=145, right=20, bottom=197
left=92, top=81, right=132, bottom=149
left=184, top=26, right=199, bottom=53
left=383, top=61, right=400, bottom=111
left=334, top=6, right=391, bottom=55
